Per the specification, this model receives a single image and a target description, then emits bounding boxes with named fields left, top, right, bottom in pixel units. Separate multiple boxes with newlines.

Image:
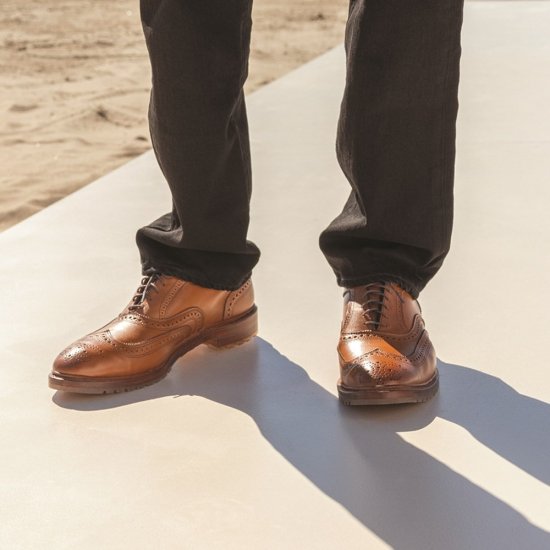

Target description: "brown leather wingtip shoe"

left=337, top=282, right=438, bottom=406
left=49, top=274, right=258, bottom=394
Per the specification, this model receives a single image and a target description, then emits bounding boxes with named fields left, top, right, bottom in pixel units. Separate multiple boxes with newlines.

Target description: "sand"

left=0, top=0, right=348, bottom=231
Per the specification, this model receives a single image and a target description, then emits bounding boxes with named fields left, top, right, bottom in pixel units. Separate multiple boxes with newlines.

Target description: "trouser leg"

left=136, top=0, right=259, bottom=290
left=319, top=0, right=464, bottom=298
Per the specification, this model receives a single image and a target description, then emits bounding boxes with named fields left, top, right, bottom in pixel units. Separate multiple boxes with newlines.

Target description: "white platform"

left=1, top=2, right=550, bottom=548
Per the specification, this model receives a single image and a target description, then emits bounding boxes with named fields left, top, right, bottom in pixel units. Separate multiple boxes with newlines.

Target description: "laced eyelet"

left=128, top=273, right=161, bottom=310
left=361, top=282, right=387, bottom=330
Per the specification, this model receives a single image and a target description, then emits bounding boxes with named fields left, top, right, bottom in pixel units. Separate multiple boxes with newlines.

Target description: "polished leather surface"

left=52, top=276, right=255, bottom=380
left=338, top=282, right=436, bottom=390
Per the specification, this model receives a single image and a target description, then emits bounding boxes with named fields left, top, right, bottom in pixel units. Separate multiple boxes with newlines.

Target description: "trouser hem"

left=336, top=273, right=421, bottom=299
left=142, top=263, right=252, bottom=292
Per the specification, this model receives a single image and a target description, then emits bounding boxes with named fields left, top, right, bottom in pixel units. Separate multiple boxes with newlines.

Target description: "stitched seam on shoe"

left=119, top=308, right=203, bottom=330
left=341, top=316, right=423, bottom=342
left=124, top=327, right=194, bottom=356
left=342, top=301, right=353, bottom=331
left=160, top=280, right=185, bottom=318
left=110, top=316, right=200, bottom=346
left=354, top=349, right=405, bottom=362
left=407, top=330, right=431, bottom=362
left=103, top=324, right=197, bottom=356
left=225, top=280, right=250, bottom=319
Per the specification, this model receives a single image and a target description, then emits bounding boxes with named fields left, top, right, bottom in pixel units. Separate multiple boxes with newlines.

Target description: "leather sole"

left=48, top=306, right=258, bottom=395
left=337, top=370, right=439, bottom=406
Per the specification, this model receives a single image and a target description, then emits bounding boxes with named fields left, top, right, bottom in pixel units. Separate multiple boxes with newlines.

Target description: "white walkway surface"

left=1, top=2, right=550, bottom=548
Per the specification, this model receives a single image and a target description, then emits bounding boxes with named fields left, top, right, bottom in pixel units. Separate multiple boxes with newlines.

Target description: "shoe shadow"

left=436, top=360, right=550, bottom=486
left=53, top=338, right=550, bottom=549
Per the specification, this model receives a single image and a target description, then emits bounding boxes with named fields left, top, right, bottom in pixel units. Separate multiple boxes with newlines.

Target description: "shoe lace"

left=361, top=282, right=388, bottom=330
left=128, top=273, right=161, bottom=310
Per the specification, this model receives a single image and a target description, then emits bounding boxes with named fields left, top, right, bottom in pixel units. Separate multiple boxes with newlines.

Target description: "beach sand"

left=0, top=0, right=348, bottom=231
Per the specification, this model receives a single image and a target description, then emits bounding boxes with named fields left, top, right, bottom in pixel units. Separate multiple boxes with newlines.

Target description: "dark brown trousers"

left=136, top=0, right=464, bottom=297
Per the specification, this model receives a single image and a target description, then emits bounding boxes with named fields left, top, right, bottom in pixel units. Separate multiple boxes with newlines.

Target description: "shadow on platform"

left=54, top=338, right=550, bottom=549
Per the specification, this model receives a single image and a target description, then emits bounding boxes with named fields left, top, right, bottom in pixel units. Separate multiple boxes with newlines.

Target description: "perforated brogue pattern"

left=59, top=338, right=105, bottom=365
left=341, top=314, right=423, bottom=343
left=341, top=358, right=408, bottom=384
left=96, top=325, right=195, bottom=357
left=60, top=343, right=88, bottom=365
left=118, top=308, right=203, bottom=331
left=159, top=279, right=185, bottom=318
left=224, top=280, right=251, bottom=319
left=407, top=330, right=432, bottom=363
left=338, top=284, right=436, bottom=390
left=341, top=299, right=353, bottom=331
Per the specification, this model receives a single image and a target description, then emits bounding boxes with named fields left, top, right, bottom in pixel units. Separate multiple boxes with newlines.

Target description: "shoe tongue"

left=361, top=283, right=386, bottom=330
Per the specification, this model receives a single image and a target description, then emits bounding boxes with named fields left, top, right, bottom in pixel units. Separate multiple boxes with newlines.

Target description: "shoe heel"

left=206, top=307, right=258, bottom=350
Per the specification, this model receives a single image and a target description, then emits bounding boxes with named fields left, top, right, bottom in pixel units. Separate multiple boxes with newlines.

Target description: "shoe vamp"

left=339, top=333, right=405, bottom=363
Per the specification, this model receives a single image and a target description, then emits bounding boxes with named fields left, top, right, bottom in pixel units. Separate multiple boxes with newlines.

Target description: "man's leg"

left=49, top=1, right=259, bottom=394
left=321, top=0, right=464, bottom=297
left=137, top=0, right=259, bottom=290
left=324, top=0, right=464, bottom=405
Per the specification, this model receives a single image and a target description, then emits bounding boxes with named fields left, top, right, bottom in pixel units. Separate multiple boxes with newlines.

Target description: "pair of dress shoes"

left=49, top=275, right=438, bottom=405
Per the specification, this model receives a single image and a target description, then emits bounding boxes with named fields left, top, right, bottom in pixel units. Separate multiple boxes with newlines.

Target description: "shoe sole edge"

left=337, top=370, right=439, bottom=406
